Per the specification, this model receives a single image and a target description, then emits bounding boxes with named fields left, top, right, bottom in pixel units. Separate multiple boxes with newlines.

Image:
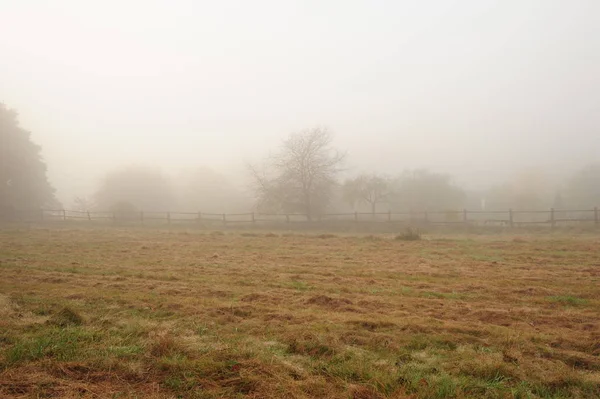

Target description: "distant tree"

left=175, top=167, right=252, bottom=213
left=342, top=174, right=392, bottom=213
left=0, top=103, right=56, bottom=216
left=390, top=169, right=465, bottom=212
left=249, top=127, right=345, bottom=219
left=95, top=166, right=174, bottom=211
left=485, top=169, right=549, bottom=210
left=563, top=164, right=600, bottom=208
left=72, top=196, right=96, bottom=212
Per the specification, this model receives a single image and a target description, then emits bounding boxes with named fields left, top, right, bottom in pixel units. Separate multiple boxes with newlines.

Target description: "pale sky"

left=1, top=0, right=599, bottom=203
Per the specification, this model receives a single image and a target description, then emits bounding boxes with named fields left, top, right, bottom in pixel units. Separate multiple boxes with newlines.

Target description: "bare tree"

left=249, top=127, right=345, bottom=220
left=343, top=174, right=392, bottom=214
left=72, top=196, right=96, bottom=212
left=389, top=169, right=466, bottom=212
left=563, top=163, right=600, bottom=208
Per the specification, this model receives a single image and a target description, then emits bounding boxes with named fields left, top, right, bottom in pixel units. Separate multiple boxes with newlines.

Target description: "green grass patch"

left=547, top=295, right=588, bottom=306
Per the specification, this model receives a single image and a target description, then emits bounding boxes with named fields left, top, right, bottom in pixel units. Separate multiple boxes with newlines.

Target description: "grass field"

left=1, top=228, right=599, bottom=398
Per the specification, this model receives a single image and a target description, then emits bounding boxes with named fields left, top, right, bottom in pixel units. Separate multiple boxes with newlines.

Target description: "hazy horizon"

left=2, top=0, right=599, bottom=205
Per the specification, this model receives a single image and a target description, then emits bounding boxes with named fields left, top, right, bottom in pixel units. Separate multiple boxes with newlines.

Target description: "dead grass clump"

left=458, top=354, right=521, bottom=382
left=346, top=320, right=396, bottom=331
left=286, top=333, right=338, bottom=357
left=306, top=295, right=353, bottom=308
left=513, top=286, right=555, bottom=296
left=549, top=350, right=600, bottom=371
left=395, top=227, right=421, bottom=241
left=212, top=306, right=253, bottom=318
left=361, top=234, right=382, bottom=241
left=241, top=293, right=267, bottom=302
left=47, top=307, right=84, bottom=327
left=340, top=333, right=370, bottom=347
left=472, top=309, right=513, bottom=326
left=240, top=293, right=282, bottom=304
left=0, top=294, right=18, bottom=319
left=240, top=232, right=259, bottom=237
left=282, top=232, right=305, bottom=238
left=148, top=331, right=186, bottom=358
left=263, top=313, right=295, bottom=322
left=317, top=233, right=337, bottom=239
left=349, top=385, right=386, bottom=399
left=355, top=299, right=392, bottom=311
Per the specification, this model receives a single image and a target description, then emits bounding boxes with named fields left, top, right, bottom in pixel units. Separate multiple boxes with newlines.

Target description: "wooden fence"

left=6, top=207, right=600, bottom=229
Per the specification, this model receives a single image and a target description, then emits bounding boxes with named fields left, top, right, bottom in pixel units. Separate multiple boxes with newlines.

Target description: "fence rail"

left=3, top=207, right=599, bottom=229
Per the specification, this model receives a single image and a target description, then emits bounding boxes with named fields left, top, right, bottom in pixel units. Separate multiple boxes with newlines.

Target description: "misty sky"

left=1, top=0, right=599, bottom=204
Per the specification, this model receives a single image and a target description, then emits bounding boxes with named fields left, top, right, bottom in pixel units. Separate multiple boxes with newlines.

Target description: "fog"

left=1, top=0, right=599, bottom=208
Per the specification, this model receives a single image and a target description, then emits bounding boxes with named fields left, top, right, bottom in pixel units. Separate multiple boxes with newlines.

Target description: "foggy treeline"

left=83, top=128, right=600, bottom=218
left=2, top=102, right=599, bottom=221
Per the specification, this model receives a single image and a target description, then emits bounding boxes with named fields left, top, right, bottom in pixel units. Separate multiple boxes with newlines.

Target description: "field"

left=1, top=228, right=599, bottom=398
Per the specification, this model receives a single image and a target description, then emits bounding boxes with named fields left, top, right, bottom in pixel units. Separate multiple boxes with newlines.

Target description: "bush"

left=395, top=227, right=422, bottom=241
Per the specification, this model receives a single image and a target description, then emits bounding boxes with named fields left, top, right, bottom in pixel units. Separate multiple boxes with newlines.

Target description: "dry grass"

left=0, top=228, right=599, bottom=398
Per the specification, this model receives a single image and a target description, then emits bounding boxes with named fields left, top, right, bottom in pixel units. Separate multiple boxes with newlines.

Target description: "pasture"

left=0, top=228, right=599, bottom=398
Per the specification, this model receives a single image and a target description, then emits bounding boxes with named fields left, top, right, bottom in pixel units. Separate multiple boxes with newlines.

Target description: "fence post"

left=62, top=209, right=67, bottom=221
left=463, top=209, right=468, bottom=225
left=140, top=211, right=144, bottom=224
left=354, top=211, right=358, bottom=223
left=550, top=208, right=555, bottom=229
left=595, top=207, right=599, bottom=227
left=251, top=212, right=255, bottom=224
left=509, top=209, right=513, bottom=228
left=87, top=211, right=91, bottom=221
left=222, top=213, right=226, bottom=225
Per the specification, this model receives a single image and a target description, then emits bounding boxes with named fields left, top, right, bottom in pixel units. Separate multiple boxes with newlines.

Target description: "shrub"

left=395, top=227, right=422, bottom=241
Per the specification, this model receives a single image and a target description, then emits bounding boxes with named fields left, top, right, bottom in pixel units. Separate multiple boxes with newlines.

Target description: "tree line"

left=2, top=103, right=600, bottom=220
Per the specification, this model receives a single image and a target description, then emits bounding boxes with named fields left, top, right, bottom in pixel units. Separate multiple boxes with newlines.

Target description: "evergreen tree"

left=0, top=103, right=56, bottom=216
